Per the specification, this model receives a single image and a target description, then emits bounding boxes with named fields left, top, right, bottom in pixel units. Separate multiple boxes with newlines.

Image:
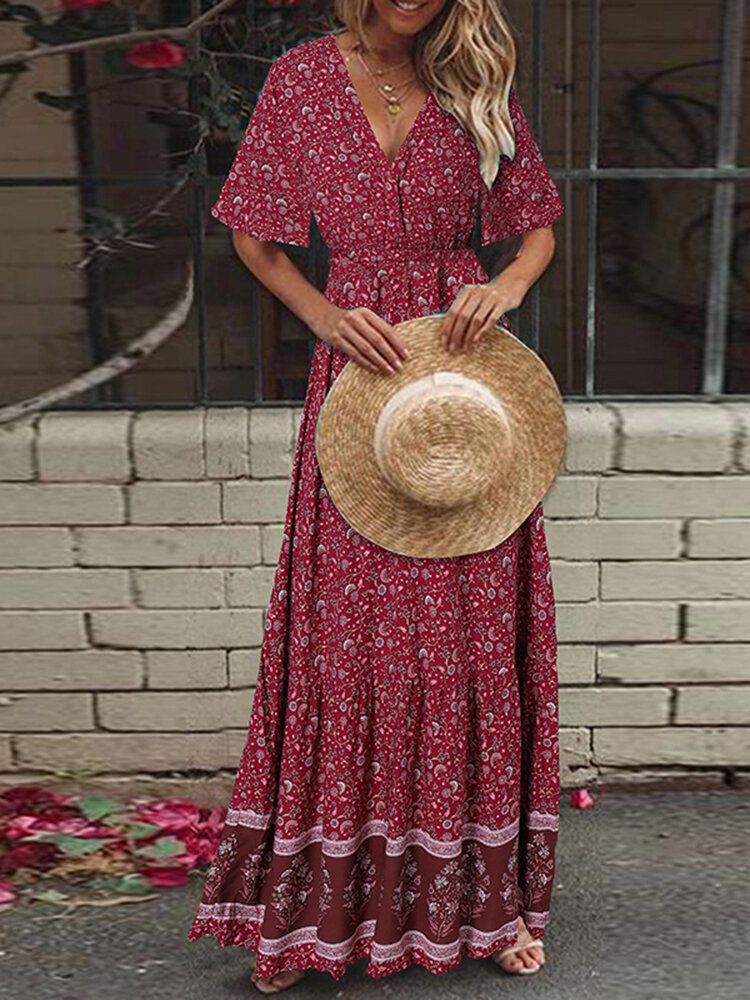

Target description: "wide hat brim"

left=315, top=312, right=567, bottom=558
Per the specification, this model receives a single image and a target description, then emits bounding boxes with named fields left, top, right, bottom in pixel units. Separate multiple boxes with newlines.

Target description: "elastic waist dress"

left=188, top=31, right=564, bottom=982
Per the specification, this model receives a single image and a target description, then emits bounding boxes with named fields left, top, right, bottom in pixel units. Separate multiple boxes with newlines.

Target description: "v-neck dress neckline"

left=327, top=31, right=433, bottom=172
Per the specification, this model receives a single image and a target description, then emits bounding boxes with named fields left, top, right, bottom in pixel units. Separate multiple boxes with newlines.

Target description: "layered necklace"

left=348, top=37, right=421, bottom=118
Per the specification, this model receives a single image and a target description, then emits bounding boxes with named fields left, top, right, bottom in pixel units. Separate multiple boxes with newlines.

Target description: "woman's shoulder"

left=269, top=33, right=330, bottom=78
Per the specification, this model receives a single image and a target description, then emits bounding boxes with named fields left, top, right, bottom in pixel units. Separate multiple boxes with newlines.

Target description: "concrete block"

left=559, top=726, right=592, bottom=776
left=675, top=686, right=750, bottom=725
left=560, top=687, right=671, bottom=726
left=0, top=528, right=74, bottom=567
left=0, top=484, right=124, bottom=525
left=557, top=645, right=596, bottom=685
left=687, top=520, right=750, bottom=558
left=0, top=611, right=86, bottom=650
left=542, top=476, right=598, bottom=518
left=37, top=412, right=132, bottom=481
left=685, top=602, right=750, bottom=641
left=601, top=560, right=750, bottom=600
left=0, top=569, right=129, bottom=609
left=600, top=475, right=750, bottom=518
left=598, top=644, right=750, bottom=684
left=260, top=526, right=285, bottom=566
left=561, top=403, right=617, bottom=472
left=0, top=651, right=142, bottom=690
left=546, top=520, right=681, bottom=560
left=89, top=609, right=263, bottom=648
left=145, top=651, right=227, bottom=689
left=0, top=419, right=34, bottom=480
left=593, top=726, right=750, bottom=767
left=227, top=648, right=261, bottom=687
left=129, top=482, right=221, bottom=524
left=723, top=402, right=750, bottom=472
left=134, top=569, right=225, bottom=608
left=0, top=693, right=93, bottom=731
left=613, top=402, right=734, bottom=471
left=550, top=561, right=597, bottom=602
left=204, top=407, right=249, bottom=479
left=76, top=526, right=261, bottom=567
left=132, top=411, right=204, bottom=480
left=14, top=731, right=248, bottom=773
left=557, top=601, right=679, bottom=642
left=98, top=690, right=254, bottom=731
left=223, top=480, right=290, bottom=524
left=226, top=568, right=277, bottom=608
left=249, top=408, right=293, bottom=478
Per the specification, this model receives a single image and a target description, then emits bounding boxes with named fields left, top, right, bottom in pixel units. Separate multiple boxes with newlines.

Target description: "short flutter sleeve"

left=210, top=57, right=312, bottom=247
left=479, top=86, right=564, bottom=245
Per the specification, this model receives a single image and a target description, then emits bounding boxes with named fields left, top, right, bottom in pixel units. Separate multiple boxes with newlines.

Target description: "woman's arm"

left=231, top=232, right=409, bottom=376
left=441, top=226, right=557, bottom=353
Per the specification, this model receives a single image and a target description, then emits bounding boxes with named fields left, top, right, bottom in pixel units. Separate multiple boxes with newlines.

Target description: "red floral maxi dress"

left=188, top=31, right=564, bottom=981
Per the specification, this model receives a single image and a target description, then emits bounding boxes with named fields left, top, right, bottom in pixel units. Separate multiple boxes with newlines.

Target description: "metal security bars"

left=0, top=0, right=748, bottom=409
left=529, top=0, right=750, bottom=401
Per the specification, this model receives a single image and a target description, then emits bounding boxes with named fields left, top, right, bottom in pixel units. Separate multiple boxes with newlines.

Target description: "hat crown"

left=314, top=313, right=567, bottom=558
left=373, top=371, right=511, bottom=509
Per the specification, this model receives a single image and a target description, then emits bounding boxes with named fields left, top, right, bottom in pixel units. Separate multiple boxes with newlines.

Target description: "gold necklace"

left=349, top=36, right=411, bottom=75
left=353, top=44, right=418, bottom=117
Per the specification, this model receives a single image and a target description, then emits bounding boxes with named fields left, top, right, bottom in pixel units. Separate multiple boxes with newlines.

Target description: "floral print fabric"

left=189, top=32, right=563, bottom=981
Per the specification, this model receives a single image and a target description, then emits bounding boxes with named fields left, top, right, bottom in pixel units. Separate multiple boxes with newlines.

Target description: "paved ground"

left=0, top=788, right=746, bottom=1000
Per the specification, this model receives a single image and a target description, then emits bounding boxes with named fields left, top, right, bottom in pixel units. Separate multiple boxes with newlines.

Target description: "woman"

left=188, top=0, right=563, bottom=990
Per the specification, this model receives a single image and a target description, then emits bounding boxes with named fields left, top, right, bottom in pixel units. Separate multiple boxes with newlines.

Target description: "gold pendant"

left=387, top=101, right=401, bottom=116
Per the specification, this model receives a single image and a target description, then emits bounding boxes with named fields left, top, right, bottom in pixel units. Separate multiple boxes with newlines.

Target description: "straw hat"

left=315, top=312, right=566, bottom=558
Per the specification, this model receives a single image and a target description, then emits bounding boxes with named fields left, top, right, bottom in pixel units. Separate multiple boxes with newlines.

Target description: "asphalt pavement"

left=1, top=788, right=746, bottom=1000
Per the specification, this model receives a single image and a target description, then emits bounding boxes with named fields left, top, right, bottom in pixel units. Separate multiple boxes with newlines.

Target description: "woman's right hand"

left=315, top=305, right=410, bottom=376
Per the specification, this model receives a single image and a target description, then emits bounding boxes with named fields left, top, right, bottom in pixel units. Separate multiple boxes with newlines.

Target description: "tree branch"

left=0, top=0, right=258, bottom=68
left=0, top=259, right=194, bottom=426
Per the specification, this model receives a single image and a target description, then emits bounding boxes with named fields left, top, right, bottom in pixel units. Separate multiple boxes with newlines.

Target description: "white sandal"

left=492, top=927, right=546, bottom=975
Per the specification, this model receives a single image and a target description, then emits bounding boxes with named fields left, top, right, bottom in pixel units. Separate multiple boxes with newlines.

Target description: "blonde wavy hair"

left=331, top=0, right=519, bottom=189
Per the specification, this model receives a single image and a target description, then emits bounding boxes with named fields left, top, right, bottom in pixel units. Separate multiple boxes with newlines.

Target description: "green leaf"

left=102, top=47, right=128, bottom=74
left=78, top=796, right=124, bottom=821
left=131, top=836, right=185, bottom=859
left=183, top=150, right=207, bottom=179
left=88, top=874, right=152, bottom=895
left=45, top=835, right=114, bottom=856
left=87, top=5, right=131, bottom=34
left=124, top=821, right=162, bottom=840
left=32, top=888, right=69, bottom=905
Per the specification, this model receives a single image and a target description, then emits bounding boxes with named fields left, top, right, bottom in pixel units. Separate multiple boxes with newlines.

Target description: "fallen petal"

left=569, top=787, right=595, bottom=810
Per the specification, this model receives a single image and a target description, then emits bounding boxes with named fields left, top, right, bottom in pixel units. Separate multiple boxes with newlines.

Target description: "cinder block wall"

left=0, top=402, right=749, bottom=789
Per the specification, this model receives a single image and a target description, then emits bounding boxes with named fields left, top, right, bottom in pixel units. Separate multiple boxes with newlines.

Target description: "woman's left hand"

left=441, top=275, right=528, bottom=353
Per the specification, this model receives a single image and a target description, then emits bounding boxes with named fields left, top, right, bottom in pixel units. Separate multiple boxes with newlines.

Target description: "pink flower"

left=130, top=800, right=224, bottom=868
left=0, top=879, right=16, bottom=908
left=131, top=799, right=202, bottom=834
left=180, top=824, right=223, bottom=867
left=569, top=788, right=595, bottom=810
left=0, top=841, right=61, bottom=875
left=0, top=786, right=77, bottom=817
left=124, top=41, right=185, bottom=71
left=5, top=814, right=118, bottom=841
left=138, top=865, right=190, bottom=888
